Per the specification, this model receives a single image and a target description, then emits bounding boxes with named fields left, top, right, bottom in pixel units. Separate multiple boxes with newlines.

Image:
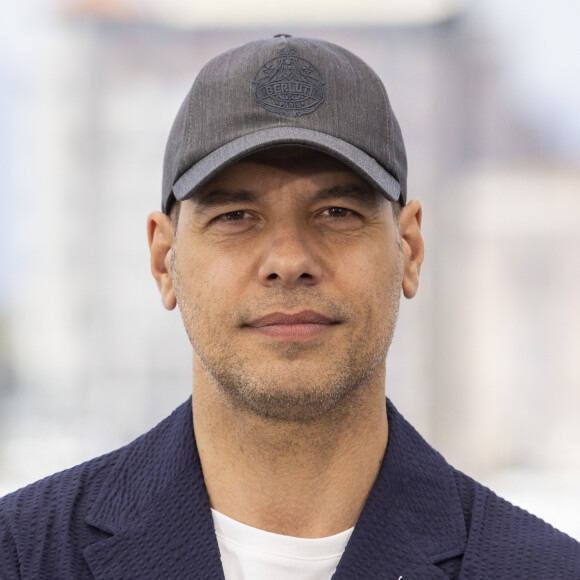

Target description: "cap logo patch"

left=253, top=48, right=325, bottom=118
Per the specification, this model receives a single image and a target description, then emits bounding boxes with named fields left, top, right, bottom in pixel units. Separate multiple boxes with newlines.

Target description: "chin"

left=213, top=364, right=374, bottom=423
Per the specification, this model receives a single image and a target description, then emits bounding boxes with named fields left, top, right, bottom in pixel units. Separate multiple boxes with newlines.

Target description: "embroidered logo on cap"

left=253, top=47, right=325, bottom=118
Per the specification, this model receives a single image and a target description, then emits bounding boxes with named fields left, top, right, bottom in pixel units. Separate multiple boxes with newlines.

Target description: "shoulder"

left=382, top=400, right=579, bottom=578
left=0, top=446, right=122, bottom=578
left=0, top=399, right=194, bottom=579
left=0, top=398, right=192, bottom=523
left=451, top=468, right=580, bottom=578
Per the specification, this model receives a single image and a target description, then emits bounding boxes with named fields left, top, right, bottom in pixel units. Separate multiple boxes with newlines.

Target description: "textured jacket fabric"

left=1, top=398, right=578, bottom=579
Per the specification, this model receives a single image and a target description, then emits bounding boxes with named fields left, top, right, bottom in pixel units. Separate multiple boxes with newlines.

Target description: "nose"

left=257, top=220, right=323, bottom=287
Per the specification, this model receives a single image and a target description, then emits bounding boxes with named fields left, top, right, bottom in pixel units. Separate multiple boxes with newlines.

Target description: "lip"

left=244, top=310, right=338, bottom=341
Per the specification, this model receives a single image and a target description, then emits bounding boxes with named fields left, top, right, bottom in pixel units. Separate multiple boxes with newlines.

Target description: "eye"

left=219, top=210, right=249, bottom=221
left=209, top=209, right=258, bottom=232
left=316, top=206, right=364, bottom=231
left=323, top=207, right=353, bottom=218
left=319, top=206, right=361, bottom=220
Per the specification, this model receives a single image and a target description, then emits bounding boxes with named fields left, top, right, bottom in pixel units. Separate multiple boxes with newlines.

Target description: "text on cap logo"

left=253, top=47, right=325, bottom=118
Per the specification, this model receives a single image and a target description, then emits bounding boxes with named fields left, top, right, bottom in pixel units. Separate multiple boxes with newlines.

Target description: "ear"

left=398, top=200, right=424, bottom=299
left=147, top=211, right=177, bottom=310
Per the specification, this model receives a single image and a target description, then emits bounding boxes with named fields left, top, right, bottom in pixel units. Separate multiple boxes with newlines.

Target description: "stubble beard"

left=172, top=249, right=403, bottom=424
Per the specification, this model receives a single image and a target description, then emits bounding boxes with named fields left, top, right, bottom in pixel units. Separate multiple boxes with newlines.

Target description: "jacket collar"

left=82, top=398, right=466, bottom=579
left=334, top=400, right=467, bottom=579
left=82, top=399, right=225, bottom=579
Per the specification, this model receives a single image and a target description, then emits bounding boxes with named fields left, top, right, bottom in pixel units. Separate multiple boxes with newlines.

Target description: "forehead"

left=193, top=146, right=379, bottom=203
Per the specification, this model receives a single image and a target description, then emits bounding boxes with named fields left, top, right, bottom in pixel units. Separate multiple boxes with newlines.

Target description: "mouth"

left=244, top=310, right=339, bottom=341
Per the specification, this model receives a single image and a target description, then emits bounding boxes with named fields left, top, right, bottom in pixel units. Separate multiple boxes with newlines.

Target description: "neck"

left=192, top=359, right=388, bottom=538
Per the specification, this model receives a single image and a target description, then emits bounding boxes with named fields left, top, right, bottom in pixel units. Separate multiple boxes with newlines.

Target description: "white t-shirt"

left=211, top=509, right=354, bottom=580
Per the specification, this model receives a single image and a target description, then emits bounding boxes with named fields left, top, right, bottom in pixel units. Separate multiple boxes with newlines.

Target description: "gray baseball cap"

left=162, top=35, right=407, bottom=214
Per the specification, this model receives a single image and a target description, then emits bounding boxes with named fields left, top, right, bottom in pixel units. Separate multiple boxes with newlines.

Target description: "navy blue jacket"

left=1, top=399, right=578, bottom=579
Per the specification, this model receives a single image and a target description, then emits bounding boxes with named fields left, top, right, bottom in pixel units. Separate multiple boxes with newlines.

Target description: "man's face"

left=167, top=149, right=406, bottom=421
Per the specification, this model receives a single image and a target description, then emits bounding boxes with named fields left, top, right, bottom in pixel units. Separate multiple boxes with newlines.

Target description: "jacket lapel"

left=80, top=398, right=465, bottom=579
left=333, top=400, right=467, bottom=579
left=82, top=399, right=225, bottom=580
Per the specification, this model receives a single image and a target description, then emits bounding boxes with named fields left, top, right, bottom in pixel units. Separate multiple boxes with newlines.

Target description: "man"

left=1, top=35, right=578, bottom=579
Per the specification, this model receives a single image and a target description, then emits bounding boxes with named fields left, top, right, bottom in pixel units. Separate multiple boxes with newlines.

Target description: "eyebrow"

left=192, top=183, right=382, bottom=212
left=192, top=189, right=257, bottom=212
left=313, top=185, right=382, bottom=209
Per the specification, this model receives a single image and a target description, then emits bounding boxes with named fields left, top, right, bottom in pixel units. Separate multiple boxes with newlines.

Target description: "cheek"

left=208, top=252, right=253, bottom=299
left=342, top=242, right=399, bottom=290
left=345, top=246, right=402, bottom=321
left=181, top=250, right=252, bottom=320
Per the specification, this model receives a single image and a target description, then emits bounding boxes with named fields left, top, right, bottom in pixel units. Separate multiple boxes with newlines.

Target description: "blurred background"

left=1, top=0, right=579, bottom=537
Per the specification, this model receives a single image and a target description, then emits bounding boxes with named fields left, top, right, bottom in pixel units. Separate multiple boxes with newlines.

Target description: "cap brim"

left=171, top=127, right=401, bottom=209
